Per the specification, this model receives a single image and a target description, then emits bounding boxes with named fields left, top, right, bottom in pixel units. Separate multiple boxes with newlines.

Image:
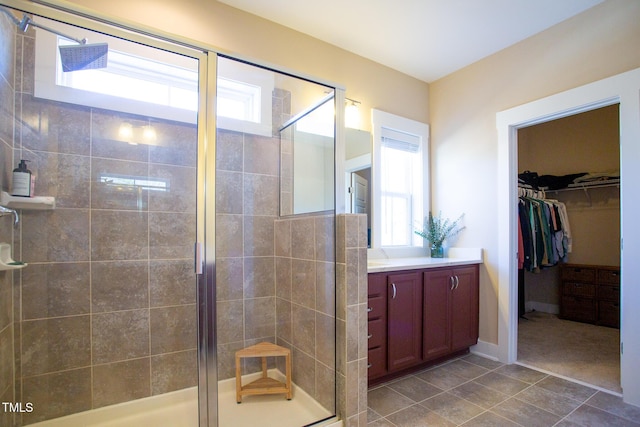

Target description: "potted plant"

left=415, top=211, right=465, bottom=258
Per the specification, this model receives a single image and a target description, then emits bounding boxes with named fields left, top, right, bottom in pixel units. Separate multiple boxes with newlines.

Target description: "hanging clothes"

left=517, top=187, right=571, bottom=272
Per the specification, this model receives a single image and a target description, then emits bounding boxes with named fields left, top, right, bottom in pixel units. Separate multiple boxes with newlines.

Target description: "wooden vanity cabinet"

left=367, top=264, right=479, bottom=383
left=386, top=271, right=423, bottom=372
left=423, top=265, right=479, bottom=361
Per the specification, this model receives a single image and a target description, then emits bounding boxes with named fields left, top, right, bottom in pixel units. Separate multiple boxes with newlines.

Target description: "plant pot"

left=430, top=244, right=444, bottom=258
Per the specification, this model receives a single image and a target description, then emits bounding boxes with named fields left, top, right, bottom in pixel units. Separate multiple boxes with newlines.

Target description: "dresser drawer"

left=367, top=318, right=385, bottom=349
left=598, top=268, right=620, bottom=285
left=561, top=296, right=596, bottom=323
left=598, top=284, right=620, bottom=302
left=598, top=300, right=620, bottom=328
left=562, top=266, right=596, bottom=283
left=562, top=282, right=596, bottom=298
left=367, top=346, right=386, bottom=379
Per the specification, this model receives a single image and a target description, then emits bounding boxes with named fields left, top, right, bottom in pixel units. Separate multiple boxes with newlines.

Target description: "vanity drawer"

left=367, top=318, right=385, bottom=349
left=367, top=346, right=386, bottom=379
left=367, top=295, right=386, bottom=320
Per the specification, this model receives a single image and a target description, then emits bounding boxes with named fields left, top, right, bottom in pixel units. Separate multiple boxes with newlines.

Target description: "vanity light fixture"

left=345, top=97, right=361, bottom=129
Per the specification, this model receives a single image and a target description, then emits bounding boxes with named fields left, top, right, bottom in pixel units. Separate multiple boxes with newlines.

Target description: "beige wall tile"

left=292, top=259, right=316, bottom=309
left=244, top=297, right=276, bottom=340
left=91, top=261, right=148, bottom=312
left=243, top=174, right=278, bottom=216
left=20, top=94, right=91, bottom=156
left=243, top=215, right=275, bottom=256
left=151, top=349, right=197, bottom=394
left=244, top=256, right=275, bottom=298
left=22, top=209, right=90, bottom=262
left=216, top=130, right=243, bottom=172
left=149, top=163, right=196, bottom=213
left=274, top=220, right=291, bottom=257
left=91, top=210, right=148, bottom=261
left=22, top=368, right=91, bottom=425
left=22, top=316, right=91, bottom=376
left=275, top=257, right=292, bottom=300
left=216, top=300, right=243, bottom=345
left=215, top=170, right=243, bottom=214
left=291, top=217, right=315, bottom=260
left=92, top=310, right=149, bottom=364
left=27, top=151, right=90, bottom=208
left=215, top=214, right=243, bottom=258
left=244, top=134, right=279, bottom=176
left=91, top=157, right=149, bottom=210
left=292, top=304, right=316, bottom=356
left=316, top=261, right=336, bottom=317
left=150, top=259, right=196, bottom=306
left=93, top=358, right=151, bottom=408
left=150, top=305, right=197, bottom=354
left=22, top=263, right=90, bottom=319
left=149, top=212, right=196, bottom=259
left=215, top=257, right=244, bottom=301
left=149, top=122, right=197, bottom=168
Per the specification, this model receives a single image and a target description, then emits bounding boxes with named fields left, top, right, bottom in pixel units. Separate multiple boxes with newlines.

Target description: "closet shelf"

left=1, top=191, right=55, bottom=210
left=546, top=178, right=620, bottom=193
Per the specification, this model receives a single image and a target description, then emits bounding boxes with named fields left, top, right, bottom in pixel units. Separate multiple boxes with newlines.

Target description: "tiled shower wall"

left=4, top=21, right=198, bottom=426
left=0, top=10, right=17, bottom=427
left=274, top=214, right=336, bottom=411
left=214, top=87, right=297, bottom=380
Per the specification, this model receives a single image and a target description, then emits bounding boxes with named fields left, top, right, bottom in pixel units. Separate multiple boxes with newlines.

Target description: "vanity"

left=367, top=248, right=482, bottom=385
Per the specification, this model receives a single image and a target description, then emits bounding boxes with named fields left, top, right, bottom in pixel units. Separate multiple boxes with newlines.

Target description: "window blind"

left=381, top=127, right=421, bottom=153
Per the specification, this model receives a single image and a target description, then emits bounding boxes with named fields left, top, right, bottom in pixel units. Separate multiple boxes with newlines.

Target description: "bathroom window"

left=33, top=19, right=273, bottom=134
left=372, top=109, right=430, bottom=248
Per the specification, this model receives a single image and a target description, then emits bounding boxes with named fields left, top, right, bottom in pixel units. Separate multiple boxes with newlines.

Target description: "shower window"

left=34, top=23, right=273, bottom=136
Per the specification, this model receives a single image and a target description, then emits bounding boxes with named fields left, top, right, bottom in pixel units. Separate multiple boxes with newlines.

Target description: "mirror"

left=345, top=128, right=372, bottom=246
left=280, top=94, right=335, bottom=216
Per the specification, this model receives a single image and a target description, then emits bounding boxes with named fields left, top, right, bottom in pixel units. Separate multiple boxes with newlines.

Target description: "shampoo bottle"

left=12, top=160, right=32, bottom=197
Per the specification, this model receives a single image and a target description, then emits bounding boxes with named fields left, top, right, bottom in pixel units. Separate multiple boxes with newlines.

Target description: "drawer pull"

left=367, top=307, right=373, bottom=313
left=391, top=283, right=397, bottom=299
left=367, top=363, right=372, bottom=369
left=368, top=334, right=373, bottom=339
left=450, top=276, right=455, bottom=290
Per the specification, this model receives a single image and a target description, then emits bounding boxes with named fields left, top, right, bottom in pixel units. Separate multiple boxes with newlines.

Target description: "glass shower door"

left=0, top=3, right=205, bottom=426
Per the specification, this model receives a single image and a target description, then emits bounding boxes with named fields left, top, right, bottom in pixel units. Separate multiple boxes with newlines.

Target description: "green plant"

left=415, top=211, right=465, bottom=247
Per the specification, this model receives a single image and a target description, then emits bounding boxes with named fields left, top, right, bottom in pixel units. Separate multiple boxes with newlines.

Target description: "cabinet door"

left=387, top=271, right=423, bottom=371
left=450, top=265, right=479, bottom=351
left=423, top=269, right=452, bottom=361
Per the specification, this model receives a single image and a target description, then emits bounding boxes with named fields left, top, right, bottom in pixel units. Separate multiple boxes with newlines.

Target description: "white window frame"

left=33, top=19, right=273, bottom=135
left=372, top=109, right=430, bottom=249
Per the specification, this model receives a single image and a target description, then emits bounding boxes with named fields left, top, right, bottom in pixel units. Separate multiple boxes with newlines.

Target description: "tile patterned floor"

left=367, top=354, right=640, bottom=426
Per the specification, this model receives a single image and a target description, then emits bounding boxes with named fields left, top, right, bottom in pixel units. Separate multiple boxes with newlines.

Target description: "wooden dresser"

left=560, top=264, right=620, bottom=328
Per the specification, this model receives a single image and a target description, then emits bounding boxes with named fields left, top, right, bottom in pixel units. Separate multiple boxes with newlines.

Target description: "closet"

left=516, top=104, right=621, bottom=392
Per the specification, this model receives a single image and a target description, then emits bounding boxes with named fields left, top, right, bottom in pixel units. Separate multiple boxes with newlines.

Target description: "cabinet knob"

left=367, top=307, right=373, bottom=313
left=367, top=334, right=373, bottom=339
left=367, top=363, right=372, bottom=369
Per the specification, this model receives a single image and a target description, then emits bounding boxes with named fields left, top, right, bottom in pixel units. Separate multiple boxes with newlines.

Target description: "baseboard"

left=470, top=339, right=499, bottom=361
left=525, top=301, right=559, bottom=314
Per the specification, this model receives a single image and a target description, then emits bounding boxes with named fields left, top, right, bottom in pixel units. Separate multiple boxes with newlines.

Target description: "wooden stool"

left=235, top=342, right=292, bottom=403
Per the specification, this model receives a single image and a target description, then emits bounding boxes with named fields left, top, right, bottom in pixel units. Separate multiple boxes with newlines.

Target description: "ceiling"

left=218, top=0, right=604, bottom=83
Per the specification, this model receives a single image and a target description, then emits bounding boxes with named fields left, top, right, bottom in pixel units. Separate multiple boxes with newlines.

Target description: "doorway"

left=496, top=67, right=640, bottom=408
left=515, top=105, right=621, bottom=393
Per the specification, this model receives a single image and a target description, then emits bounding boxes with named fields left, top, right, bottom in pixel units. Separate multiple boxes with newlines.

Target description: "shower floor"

left=26, top=371, right=337, bottom=427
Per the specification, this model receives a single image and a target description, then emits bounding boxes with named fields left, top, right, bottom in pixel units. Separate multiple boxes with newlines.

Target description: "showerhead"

left=59, top=43, right=109, bottom=72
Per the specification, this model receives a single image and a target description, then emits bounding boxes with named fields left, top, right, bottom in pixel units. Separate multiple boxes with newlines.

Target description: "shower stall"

left=0, top=1, right=368, bottom=426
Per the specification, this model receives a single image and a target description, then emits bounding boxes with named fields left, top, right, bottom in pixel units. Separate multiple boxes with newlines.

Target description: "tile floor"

left=367, top=354, right=640, bottom=426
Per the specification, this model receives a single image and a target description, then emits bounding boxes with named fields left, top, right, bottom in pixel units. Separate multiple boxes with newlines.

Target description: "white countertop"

left=367, top=247, right=482, bottom=273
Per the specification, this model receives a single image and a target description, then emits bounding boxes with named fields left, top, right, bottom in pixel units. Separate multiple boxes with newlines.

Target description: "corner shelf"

left=1, top=191, right=55, bottom=210
left=0, top=243, right=27, bottom=271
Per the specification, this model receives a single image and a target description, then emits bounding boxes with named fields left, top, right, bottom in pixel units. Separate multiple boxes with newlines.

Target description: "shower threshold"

left=25, top=371, right=338, bottom=427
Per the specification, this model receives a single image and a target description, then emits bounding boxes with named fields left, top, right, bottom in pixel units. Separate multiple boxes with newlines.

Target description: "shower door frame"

left=2, top=0, right=219, bottom=425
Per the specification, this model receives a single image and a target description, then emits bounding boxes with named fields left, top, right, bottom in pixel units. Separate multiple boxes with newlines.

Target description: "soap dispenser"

left=12, top=160, right=32, bottom=197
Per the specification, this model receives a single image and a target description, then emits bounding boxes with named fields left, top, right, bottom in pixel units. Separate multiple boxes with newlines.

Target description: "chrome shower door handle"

left=391, top=283, right=397, bottom=299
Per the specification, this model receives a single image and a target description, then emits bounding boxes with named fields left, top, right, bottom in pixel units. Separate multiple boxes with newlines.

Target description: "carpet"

left=517, top=311, right=621, bottom=393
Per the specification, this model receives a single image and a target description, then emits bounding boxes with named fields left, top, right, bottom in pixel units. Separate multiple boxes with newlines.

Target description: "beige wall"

left=429, top=0, right=640, bottom=344
left=61, top=0, right=429, bottom=131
